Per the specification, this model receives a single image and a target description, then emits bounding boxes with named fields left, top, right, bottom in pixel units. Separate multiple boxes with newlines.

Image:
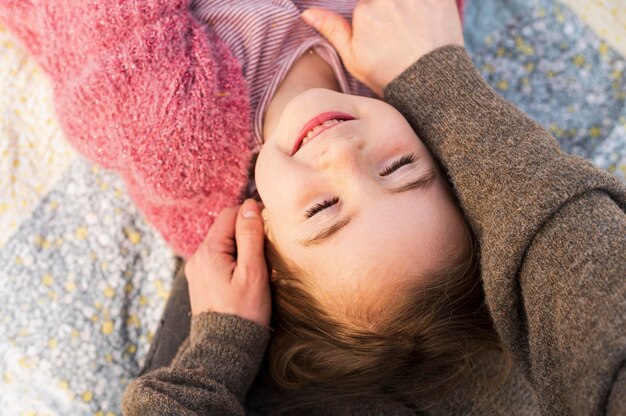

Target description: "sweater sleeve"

left=122, top=312, right=270, bottom=416
left=0, top=0, right=252, bottom=257
left=384, top=45, right=626, bottom=415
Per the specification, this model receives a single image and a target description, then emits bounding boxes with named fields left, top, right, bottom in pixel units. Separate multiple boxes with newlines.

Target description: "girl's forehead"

left=279, top=183, right=468, bottom=303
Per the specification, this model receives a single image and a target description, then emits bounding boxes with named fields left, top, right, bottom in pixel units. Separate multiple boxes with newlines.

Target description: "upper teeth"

left=301, top=119, right=342, bottom=146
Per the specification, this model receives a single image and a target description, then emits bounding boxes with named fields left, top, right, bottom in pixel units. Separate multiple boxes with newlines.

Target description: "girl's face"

left=256, top=89, right=468, bottom=305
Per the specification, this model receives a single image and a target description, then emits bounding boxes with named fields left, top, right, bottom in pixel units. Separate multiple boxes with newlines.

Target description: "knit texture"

left=123, top=312, right=270, bottom=416
left=0, top=0, right=252, bottom=257
left=385, top=45, right=626, bottom=415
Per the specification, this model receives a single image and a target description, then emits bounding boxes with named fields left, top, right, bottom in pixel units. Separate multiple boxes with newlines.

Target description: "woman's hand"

left=185, top=199, right=271, bottom=328
left=302, top=0, right=464, bottom=96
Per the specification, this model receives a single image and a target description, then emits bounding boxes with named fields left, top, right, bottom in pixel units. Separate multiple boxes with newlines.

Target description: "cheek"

left=423, top=186, right=469, bottom=264
left=364, top=100, right=425, bottom=147
left=255, top=147, right=300, bottom=201
left=255, top=150, right=299, bottom=246
left=378, top=185, right=467, bottom=276
left=254, top=148, right=273, bottom=200
left=255, top=149, right=290, bottom=214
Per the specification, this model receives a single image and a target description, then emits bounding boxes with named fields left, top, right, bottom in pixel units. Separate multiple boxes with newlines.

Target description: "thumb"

left=235, top=199, right=266, bottom=271
left=301, top=8, right=353, bottom=60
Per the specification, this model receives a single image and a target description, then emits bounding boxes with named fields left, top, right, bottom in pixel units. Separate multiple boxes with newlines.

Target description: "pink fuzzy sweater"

left=0, top=0, right=464, bottom=257
left=0, top=0, right=251, bottom=257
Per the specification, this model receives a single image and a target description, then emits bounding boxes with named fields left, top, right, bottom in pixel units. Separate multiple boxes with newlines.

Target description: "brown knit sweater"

left=122, top=46, right=626, bottom=415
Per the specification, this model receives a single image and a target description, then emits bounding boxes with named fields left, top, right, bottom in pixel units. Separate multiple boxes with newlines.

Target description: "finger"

left=186, top=207, right=240, bottom=291
left=301, top=9, right=353, bottom=60
left=201, top=205, right=239, bottom=254
left=234, top=199, right=267, bottom=276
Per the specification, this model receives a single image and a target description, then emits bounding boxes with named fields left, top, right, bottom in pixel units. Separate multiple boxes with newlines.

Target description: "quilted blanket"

left=0, top=0, right=624, bottom=414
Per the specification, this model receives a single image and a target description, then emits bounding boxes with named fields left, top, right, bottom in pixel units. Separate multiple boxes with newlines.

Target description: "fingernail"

left=243, top=209, right=258, bottom=219
left=242, top=199, right=259, bottom=218
left=301, top=10, right=320, bottom=27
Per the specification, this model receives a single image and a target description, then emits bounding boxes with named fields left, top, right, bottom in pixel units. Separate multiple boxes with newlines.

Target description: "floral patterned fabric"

left=0, top=0, right=624, bottom=414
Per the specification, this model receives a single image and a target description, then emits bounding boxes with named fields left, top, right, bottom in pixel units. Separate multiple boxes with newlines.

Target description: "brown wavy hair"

left=258, top=230, right=507, bottom=413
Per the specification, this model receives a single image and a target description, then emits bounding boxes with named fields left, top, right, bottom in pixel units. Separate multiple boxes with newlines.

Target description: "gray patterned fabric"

left=465, top=0, right=626, bottom=179
left=0, top=159, right=176, bottom=415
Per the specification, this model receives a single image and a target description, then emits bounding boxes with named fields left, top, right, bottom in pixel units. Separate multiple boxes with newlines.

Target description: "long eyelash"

left=305, top=196, right=339, bottom=218
left=380, top=154, right=415, bottom=176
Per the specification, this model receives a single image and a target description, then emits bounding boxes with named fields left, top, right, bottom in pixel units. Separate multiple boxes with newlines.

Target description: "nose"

left=316, top=135, right=363, bottom=173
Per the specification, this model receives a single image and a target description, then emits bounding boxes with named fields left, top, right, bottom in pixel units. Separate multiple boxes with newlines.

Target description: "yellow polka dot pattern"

left=0, top=25, right=76, bottom=248
left=0, top=24, right=176, bottom=415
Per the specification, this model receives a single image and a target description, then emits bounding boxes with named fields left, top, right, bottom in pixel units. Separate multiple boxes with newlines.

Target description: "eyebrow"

left=300, top=214, right=355, bottom=247
left=299, top=171, right=437, bottom=247
left=385, top=170, right=437, bottom=194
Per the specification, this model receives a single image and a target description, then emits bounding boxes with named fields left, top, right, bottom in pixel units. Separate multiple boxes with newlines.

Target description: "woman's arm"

left=0, top=0, right=252, bottom=256
left=384, top=45, right=626, bottom=416
left=123, top=312, right=269, bottom=416
left=124, top=201, right=271, bottom=415
left=304, top=1, right=626, bottom=414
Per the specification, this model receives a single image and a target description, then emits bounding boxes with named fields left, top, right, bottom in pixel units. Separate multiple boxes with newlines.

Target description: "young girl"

left=2, top=0, right=625, bottom=414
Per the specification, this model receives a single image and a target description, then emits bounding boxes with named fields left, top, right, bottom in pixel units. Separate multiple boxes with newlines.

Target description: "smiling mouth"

left=292, top=111, right=356, bottom=155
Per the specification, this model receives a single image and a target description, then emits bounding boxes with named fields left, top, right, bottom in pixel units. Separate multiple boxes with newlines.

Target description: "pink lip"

left=291, top=111, right=356, bottom=155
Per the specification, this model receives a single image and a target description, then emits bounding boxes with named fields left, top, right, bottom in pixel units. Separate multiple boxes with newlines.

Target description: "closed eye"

left=380, top=154, right=415, bottom=176
left=305, top=196, right=339, bottom=218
